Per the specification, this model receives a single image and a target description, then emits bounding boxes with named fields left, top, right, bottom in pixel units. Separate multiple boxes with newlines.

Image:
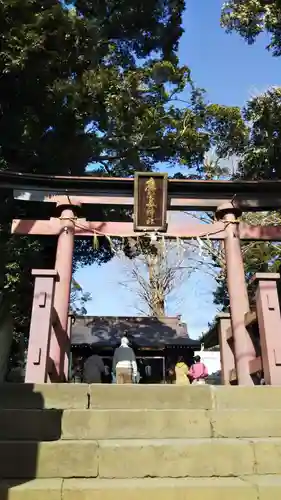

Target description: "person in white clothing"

left=112, top=337, right=138, bottom=384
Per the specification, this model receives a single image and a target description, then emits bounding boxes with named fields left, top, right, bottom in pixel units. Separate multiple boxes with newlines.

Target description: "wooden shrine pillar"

left=25, top=270, right=57, bottom=383
left=254, top=273, right=281, bottom=385
left=217, top=313, right=234, bottom=384
left=216, top=203, right=255, bottom=386
left=48, top=204, right=77, bottom=382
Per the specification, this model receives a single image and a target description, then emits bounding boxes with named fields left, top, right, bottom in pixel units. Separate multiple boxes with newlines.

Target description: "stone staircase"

left=1, top=384, right=281, bottom=499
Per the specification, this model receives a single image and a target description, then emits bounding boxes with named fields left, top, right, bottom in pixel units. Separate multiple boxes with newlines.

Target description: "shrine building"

left=70, top=315, right=200, bottom=383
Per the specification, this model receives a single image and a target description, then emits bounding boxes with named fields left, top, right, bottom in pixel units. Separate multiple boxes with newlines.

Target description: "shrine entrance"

left=70, top=315, right=200, bottom=384
left=2, top=169, right=281, bottom=385
left=72, top=355, right=166, bottom=385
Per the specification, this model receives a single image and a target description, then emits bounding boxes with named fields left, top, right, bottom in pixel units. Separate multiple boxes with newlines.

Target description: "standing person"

left=83, top=353, right=105, bottom=384
left=174, top=356, right=190, bottom=385
left=166, top=359, right=176, bottom=384
left=71, top=356, right=83, bottom=383
left=113, top=336, right=137, bottom=384
left=103, top=363, right=111, bottom=383
left=189, top=355, right=208, bottom=385
left=138, top=359, right=146, bottom=384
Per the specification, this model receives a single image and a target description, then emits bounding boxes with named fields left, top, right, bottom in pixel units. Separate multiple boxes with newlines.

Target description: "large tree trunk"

left=148, top=253, right=165, bottom=317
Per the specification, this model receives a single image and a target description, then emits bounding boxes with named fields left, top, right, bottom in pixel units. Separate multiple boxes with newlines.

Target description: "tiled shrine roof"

left=71, top=315, right=200, bottom=349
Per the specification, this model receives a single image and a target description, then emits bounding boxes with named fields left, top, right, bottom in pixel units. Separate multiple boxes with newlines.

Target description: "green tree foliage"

left=202, top=94, right=281, bottom=309
left=198, top=1, right=281, bottom=311
left=220, top=2, right=281, bottom=177
left=205, top=2, right=281, bottom=311
left=70, top=279, right=92, bottom=316
left=221, top=0, right=281, bottom=56
left=220, top=0, right=281, bottom=176
left=235, top=88, right=281, bottom=180
left=204, top=91, right=281, bottom=311
left=206, top=87, right=281, bottom=181
left=216, top=4, right=281, bottom=310
left=0, top=0, right=212, bottom=175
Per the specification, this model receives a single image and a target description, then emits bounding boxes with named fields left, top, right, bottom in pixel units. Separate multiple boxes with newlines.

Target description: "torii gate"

left=3, top=170, right=281, bottom=385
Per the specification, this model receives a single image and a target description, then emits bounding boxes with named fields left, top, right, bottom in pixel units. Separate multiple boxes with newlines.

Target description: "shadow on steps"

left=0, top=383, right=63, bottom=500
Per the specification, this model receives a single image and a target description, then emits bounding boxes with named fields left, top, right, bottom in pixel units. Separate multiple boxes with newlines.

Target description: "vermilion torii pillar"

left=48, top=204, right=77, bottom=382
left=216, top=202, right=256, bottom=386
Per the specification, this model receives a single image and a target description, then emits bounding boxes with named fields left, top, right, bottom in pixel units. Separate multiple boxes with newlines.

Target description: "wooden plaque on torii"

left=133, top=172, right=168, bottom=232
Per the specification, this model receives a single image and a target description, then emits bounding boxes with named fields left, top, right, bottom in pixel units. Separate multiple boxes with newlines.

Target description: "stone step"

left=212, top=386, right=281, bottom=410
left=89, top=384, right=212, bottom=409
left=2, top=384, right=281, bottom=411
left=2, top=409, right=281, bottom=441
left=1, top=477, right=281, bottom=500
left=0, top=384, right=212, bottom=410
left=0, top=384, right=89, bottom=410
left=0, top=409, right=211, bottom=441
left=0, top=438, right=281, bottom=478
left=63, top=408, right=281, bottom=440
left=89, top=385, right=281, bottom=410
left=0, top=409, right=62, bottom=441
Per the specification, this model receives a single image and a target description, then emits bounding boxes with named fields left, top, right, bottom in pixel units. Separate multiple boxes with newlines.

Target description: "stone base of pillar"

left=217, top=313, right=235, bottom=384
left=25, top=270, right=57, bottom=384
left=254, top=273, right=281, bottom=385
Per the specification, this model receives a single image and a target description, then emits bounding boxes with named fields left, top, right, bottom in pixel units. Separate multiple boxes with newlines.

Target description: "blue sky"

left=75, top=0, right=280, bottom=339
